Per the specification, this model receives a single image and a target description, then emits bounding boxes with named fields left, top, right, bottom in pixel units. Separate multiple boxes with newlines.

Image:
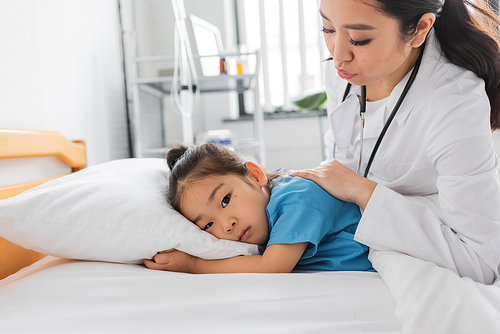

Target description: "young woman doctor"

left=293, top=0, right=500, bottom=284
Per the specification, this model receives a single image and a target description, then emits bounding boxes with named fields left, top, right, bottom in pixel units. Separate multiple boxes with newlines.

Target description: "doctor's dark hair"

left=166, top=143, right=284, bottom=212
left=369, top=0, right=500, bottom=130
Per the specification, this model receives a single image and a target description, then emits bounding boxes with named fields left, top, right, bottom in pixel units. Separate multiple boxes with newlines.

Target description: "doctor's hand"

left=143, top=249, right=198, bottom=273
left=291, top=160, right=377, bottom=210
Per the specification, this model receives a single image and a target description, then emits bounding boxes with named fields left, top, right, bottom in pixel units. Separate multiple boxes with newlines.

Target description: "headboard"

left=0, top=129, right=86, bottom=279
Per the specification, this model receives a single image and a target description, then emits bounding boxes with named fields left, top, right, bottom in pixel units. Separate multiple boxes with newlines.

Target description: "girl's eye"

left=203, top=222, right=213, bottom=231
left=222, top=194, right=230, bottom=208
left=349, top=38, right=371, bottom=46
left=321, top=26, right=335, bottom=34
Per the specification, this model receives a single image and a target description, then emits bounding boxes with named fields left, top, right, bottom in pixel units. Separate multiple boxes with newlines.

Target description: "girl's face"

left=179, top=162, right=271, bottom=246
left=320, top=0, right=417, bottom=89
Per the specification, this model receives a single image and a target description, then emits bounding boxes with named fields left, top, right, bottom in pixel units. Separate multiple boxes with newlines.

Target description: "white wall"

left=0, top=0, right=129, bottom=168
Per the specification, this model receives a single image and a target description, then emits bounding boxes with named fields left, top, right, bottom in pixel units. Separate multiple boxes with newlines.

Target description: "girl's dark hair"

left=166, top=143, right=284, bottom=212
left=370, top=0, right=500, bottom=130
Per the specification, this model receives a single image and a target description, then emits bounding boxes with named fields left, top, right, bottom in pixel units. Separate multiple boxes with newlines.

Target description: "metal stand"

left=125, top=3, right=266, bottom=165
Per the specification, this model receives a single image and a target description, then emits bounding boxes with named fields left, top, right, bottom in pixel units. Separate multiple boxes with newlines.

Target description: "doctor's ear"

left=244, top=161, right=268, bottom=187
left=411, top=13, right=436, bottom=48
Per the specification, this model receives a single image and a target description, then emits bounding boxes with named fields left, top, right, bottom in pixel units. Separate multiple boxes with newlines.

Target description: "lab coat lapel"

left=362, top=103, right=389, bottom=139
left=329, top=90, right=360, bottom=153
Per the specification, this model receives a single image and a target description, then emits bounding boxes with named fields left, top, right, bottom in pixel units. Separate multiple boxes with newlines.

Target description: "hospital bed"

left=0, top=128, right=499, bottom=333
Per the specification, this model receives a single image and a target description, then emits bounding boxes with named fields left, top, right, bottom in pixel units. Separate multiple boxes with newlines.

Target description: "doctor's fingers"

left=292, top=168, right=323, bottom=181
left=292, top=161, right=344, bottom=181
left=292, top=162, right=362, bottom=202
left=292, top=167, right=340, bottom=196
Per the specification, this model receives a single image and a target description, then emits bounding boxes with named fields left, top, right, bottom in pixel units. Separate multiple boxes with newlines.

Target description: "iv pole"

left=171, top=0, right=199, bottom=146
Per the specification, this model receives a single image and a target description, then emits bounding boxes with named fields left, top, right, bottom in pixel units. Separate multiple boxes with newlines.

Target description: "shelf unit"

left=126, top=33, right=266, bottom=165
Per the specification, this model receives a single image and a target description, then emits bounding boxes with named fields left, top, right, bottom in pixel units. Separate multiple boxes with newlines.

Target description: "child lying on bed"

left=143, top=143, right=373, bottom=273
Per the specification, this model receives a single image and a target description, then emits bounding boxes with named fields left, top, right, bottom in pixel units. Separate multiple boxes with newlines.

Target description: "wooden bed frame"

left=0, top=129, right=86, bottom=280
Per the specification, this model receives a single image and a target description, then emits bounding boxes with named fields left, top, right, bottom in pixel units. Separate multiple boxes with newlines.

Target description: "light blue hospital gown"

left=266, top=176, right=373, bottom=272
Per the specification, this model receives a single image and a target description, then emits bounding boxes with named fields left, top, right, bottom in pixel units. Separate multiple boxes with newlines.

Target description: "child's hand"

left=143, top=249, right=197, bottom=273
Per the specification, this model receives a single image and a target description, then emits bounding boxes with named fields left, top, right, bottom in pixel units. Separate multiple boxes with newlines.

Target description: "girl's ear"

left=244, top=161, right=268, bottom=187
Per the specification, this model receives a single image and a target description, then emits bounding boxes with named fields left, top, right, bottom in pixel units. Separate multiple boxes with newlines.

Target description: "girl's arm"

left=143, top=243, right=308, bottom=274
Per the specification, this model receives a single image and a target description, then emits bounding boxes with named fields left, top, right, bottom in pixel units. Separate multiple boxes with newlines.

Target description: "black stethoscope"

left=338, top=45, right=425, bottom=178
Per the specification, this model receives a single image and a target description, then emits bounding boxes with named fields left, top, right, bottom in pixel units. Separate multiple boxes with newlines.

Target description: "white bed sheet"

left=3, top=251, right=499, bottom=334
left=0, top=256, right=400, bottom=334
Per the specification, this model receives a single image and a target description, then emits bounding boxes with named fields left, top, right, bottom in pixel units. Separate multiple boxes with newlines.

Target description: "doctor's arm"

left=294, top=95, right=500, bottom=284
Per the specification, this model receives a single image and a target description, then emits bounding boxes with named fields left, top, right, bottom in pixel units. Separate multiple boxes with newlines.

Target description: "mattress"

left=0, top=256, right=399, bottom=334
left=2, top=250, right=500, bottom=333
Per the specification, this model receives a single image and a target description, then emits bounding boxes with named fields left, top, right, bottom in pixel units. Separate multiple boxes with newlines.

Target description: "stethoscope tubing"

left=340, top=44, right=425, bottom=178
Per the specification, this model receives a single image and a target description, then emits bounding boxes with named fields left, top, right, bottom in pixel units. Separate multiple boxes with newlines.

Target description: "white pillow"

left=0, top=158, right=260, bottom=264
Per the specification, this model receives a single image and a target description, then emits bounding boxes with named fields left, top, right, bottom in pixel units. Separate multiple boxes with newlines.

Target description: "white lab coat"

left=324, top=30, right=500, bottom=284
